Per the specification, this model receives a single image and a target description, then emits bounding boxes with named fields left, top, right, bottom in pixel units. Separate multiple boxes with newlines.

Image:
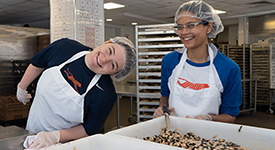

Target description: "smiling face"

left=85, top=42, right=125, bottom=75
left=177, top=12, right=212, bottom=51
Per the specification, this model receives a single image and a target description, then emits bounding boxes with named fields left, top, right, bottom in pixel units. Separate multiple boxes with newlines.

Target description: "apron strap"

left=208, top=44, right=216, bottom=87
left=58, top=50, right=102, bottom=97
left=59, top=51, right=90, bottom=69
left=171, top=45, right=216, bottom=88
left=83, top=74, right=102, bottom=96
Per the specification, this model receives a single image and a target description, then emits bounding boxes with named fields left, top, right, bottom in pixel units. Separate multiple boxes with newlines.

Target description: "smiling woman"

left=85, top=40, right=125, bottom=75
left=16, top=37, right=136, bottom=149
left=153, top=0, right=243, bottom=124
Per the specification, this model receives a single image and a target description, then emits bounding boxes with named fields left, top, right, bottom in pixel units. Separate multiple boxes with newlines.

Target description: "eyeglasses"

left=174, top=21, right=208, bottom=34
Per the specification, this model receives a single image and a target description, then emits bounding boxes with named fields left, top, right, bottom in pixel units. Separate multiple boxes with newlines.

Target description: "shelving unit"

left=135, top=24, right=183, bottom=122
left=228, top=45, right=250, bottom=80
left=220, top=44, right=228, bottom=55
left=219, top=44, right=258, bottom=114
left=250, top=39, right=275, bottom=114
left=269, top=43, right=275, bottom=114
left=250, top=43, right=270, bottom=106
left=227, top=45, right=254, bottom=113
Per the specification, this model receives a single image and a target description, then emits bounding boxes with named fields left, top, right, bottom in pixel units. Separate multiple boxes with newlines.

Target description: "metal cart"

left=250, top=39, right=275, bottom=114
left=220, top=44, right=258, bottom=114
left=268, top=42, right=275, bottom=114
left=239, top=79, right=259, bottom=115
left=135, top=24, right=183, bottom=122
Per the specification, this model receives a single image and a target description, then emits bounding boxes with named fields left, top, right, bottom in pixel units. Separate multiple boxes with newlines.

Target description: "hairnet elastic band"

left=176, top=14, right=201, bottom=22
left=112, top=42, right=126, bottom=72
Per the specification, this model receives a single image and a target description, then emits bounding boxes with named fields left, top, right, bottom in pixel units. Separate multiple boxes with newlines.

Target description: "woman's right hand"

left=16, top=86, right=32, bottom=105
left=153, top=107, right=175, bottom=118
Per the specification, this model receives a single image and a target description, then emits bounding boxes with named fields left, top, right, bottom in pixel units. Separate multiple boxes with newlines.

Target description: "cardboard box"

left=37, top=34, right=50, bottom=52
left=107, top=116, right=275, bottom=150
left=0, top=95, right=30, bottom=121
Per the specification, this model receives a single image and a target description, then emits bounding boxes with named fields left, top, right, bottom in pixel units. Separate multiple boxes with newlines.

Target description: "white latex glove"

left=194, top=114, right=212, bottom=121
left=23, top=135, right=36, bottom=149
left=24, top=131, right=60, bottom=149
left=16, top=86, right=32, bottom=105
left=153, top=107, right=175, bottom=118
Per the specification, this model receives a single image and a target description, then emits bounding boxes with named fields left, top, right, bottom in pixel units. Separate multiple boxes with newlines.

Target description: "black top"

left=30, top=38, right=117, bottom=135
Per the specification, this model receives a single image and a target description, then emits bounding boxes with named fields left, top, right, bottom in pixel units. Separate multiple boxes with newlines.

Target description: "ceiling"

left=0, top=0, right=275, bottom=29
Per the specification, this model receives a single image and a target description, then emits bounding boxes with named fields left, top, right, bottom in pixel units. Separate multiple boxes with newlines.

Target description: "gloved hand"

left=194, top=114, right=212, bottom=121
left=24, top=130, right=60, bottom=149
left=23, top=135, right=36, bottom=149
left=16, top=86, right=32, bottom=105
left=153, top=107, right=175, bottom=118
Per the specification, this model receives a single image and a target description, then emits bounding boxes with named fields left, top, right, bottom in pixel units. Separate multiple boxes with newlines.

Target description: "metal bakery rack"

left=135, top=24, right=183, bottom=122
left=250, top=38, right=275, bottom=114
left=221, top=44, right=258, bottom=114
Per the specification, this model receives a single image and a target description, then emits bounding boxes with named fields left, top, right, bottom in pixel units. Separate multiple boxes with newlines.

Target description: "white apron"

left=26, top=51, right=101, bottom=134
left=168, top=45, right=221, bottom=118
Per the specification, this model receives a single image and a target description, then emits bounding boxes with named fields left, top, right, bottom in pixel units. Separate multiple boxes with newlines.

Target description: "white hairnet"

left=110, top=37, right=136, bottom=81
left=174, top=0, right=224, bottom=39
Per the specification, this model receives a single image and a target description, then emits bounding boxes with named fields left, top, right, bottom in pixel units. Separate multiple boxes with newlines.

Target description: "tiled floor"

left=104, top=97, right=275, bottom=133
left=104, top=96, right=137, bottom=133
left=234, top=106, right=275, bottom=130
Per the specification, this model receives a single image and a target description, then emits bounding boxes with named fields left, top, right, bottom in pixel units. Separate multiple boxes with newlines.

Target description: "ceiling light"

left=104, top=2, right=125, bottom=10
left=131, top=22, right=138, bottom=25
left=215, top=10, right=226, bottom=14
left=106, top=19, right=113, bottom=22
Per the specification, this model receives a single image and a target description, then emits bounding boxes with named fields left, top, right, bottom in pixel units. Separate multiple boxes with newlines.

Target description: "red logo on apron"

left=177, top=77, right=209, bottom=90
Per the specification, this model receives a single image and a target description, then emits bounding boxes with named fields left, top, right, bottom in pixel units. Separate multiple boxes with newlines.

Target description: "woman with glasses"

left=153, top=0, right=242, bottom=123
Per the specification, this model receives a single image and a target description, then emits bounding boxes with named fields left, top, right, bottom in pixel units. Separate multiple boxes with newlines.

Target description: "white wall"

left=105, top=27, right=116, bottom=40
left=224, top=14, right=275, bottom=46
left=249, top=14, right=275, bottom=44
left=216, top=27, right=228, bottom=44
left=228, top=25, right=238, bottom=46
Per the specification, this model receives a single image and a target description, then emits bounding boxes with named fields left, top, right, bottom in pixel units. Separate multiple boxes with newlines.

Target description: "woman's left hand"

left=186, top=114, right=212, bottom=121
left=194, top=114, right=212, bottom=120
left=25, top=130, right=60, bottom=149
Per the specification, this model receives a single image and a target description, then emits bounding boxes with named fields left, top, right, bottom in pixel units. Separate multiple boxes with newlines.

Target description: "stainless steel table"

left=0, top=125, right=29, bottom=150
left=114, top=85, right=136, bottom=128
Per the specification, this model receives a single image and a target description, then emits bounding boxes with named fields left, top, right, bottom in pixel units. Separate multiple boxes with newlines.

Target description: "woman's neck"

left=187, top=44, right=208, bottom=63
left=84, top=53, right=95, bottom=72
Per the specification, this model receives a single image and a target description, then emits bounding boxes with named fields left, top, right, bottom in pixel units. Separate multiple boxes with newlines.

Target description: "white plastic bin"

left=47, top=133, right=181, bottom=150
left=107, top=116, right=275, bottom=150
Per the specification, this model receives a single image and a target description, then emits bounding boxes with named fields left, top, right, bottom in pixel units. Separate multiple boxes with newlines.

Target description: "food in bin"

left=143, top=128, right=247, bottom=150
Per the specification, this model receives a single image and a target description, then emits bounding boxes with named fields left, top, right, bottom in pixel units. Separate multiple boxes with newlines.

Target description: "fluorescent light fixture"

left=215, top=10, right=226, bottom=14
left=106, top=19, right=113, bottom=21
left=104, top=2, right=125, bottom=10
left=131, top=22, right=137, bottom=25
